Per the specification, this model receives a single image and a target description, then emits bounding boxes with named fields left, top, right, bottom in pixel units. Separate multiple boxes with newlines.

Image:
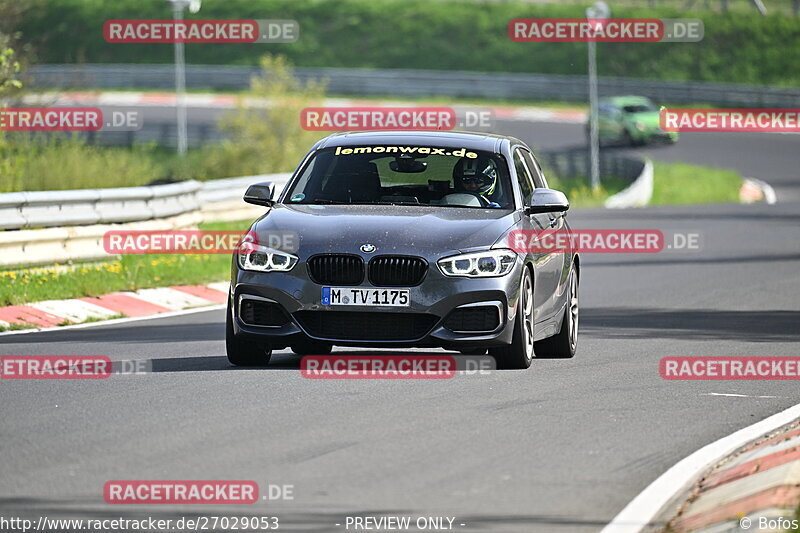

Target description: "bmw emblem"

left=360, top=243, right=377, bottom=253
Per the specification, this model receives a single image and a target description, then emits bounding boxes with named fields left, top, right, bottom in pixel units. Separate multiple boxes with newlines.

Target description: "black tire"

left=225, top=301, right=273, bottom=366
left=291, top=340, right=333, bottom=356
left=534, top=268, right=578, bottom=359
left=621, top=129, right=635, bottom=146
left=489, top=268, right=534, bottom=370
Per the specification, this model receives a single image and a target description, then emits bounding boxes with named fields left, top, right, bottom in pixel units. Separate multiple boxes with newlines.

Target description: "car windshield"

left=622, top=103, right=657, bottom=113
left=284, top=146, right=513, bottom=209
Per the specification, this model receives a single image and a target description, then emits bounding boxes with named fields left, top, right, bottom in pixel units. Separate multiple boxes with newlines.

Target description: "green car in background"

left=591, top=96, right=679, bottom=146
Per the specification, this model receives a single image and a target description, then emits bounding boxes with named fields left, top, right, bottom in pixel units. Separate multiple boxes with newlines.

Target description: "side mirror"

left=243, top=181, right=276, bottom=207
left=525, top=188, right=569, bottom=215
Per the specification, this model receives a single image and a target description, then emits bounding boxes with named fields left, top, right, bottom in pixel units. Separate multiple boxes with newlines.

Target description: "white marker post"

left=586, top=1, right=610, bottom=190
left=164, top=0, right=201, bottom=155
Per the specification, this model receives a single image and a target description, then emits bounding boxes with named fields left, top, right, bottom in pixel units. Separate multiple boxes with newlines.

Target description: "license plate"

left=322, top=287, right=410, bottom=307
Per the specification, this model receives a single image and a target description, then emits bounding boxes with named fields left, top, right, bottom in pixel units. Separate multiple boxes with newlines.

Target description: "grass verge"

left=651, top=161, right=742, bottom=205
left=0, top=322, right=35, bottom=332
left=0, top=136, right=224, bottom=192
left=548, top=176, right=630, bottom=208
left=546, top=160, right=743, bottom=208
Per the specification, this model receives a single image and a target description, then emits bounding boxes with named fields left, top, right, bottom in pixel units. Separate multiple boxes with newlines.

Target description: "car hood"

left=252, top=204, right=518, bottom=258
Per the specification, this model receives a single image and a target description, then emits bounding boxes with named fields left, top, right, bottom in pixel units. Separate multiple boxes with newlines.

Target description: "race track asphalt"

left=1, top=109, right=798, bottom=532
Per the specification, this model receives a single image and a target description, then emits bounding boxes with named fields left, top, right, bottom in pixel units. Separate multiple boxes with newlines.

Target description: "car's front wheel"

left=226, top=301, right=273, bottom=366
left=621, top=129, right=635, bottom=146
left=534, top=268, right=578, bottom=359
left=489, top=267, right=534, bottom=369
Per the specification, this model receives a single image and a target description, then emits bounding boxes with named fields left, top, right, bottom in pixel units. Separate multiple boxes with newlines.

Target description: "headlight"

left=438, top=249, right=517, bottom=278
left=237, top=234, right=298, bottom=272
left=635, top=121, right=646, bottom=131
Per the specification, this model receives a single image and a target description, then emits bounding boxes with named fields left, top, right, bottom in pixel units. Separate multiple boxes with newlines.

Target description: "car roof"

left=311, top=131, right=523, bottom=153
left=601, top=95, right=654, bottom=106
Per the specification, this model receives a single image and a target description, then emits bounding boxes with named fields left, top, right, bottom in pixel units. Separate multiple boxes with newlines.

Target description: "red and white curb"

left=25, top=91, right=240, bottom=109
left=740, top=177, right=777, bottom=205
left=668, top=421, right=800, bottom=532
left=0, top=282, right=229, bottom=332
left=24, top=91, right=587, bottom=124
left=601, top=404, right=800, bottom=533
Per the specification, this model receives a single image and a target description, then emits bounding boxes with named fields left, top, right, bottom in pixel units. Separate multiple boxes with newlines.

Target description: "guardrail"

left=26, top=64, right=800, bottom=107
left=0, top=174, right=290, bottom=231
left=0, top=180, right=200, bottom=231
left=0, top=174, right=291, bottom=268
left=539, top=149, right=651, bottom=208
left=539, top=149, right=645, bottom=184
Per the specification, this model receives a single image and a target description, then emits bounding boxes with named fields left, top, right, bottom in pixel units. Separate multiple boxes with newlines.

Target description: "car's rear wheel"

left=534, top=268, right=578, bottom=359
left=291, top=340, right=333, bottom=356
left=489, top=268, right=534, bottom=369
left=226, top=301, right=273, bottom=366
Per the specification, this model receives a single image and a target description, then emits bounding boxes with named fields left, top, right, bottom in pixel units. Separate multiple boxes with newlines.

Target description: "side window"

left=512, top=148, right=534, bottom=202
left=521, top=149, right=547, bottom=189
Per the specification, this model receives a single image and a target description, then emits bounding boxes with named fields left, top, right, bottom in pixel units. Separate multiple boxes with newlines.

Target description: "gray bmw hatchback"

left=227, top=131, right=579, bottom=369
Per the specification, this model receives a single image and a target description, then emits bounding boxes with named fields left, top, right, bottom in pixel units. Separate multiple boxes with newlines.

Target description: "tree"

left=199, top=55, right=327, bottom=178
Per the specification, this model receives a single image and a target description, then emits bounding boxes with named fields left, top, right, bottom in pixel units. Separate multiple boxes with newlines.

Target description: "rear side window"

left=521, top=149, right=547, bottom=189
left=513, top=148, right=534, bottom=201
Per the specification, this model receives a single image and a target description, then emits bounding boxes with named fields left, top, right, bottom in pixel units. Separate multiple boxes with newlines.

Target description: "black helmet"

left=453, top=156, right=498, bottom=196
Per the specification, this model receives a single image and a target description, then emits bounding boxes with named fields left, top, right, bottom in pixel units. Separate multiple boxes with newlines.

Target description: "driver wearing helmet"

left=453, top=156, right=500, bottom=205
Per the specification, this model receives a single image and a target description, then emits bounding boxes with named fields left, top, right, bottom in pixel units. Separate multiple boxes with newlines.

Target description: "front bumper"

left=230, top=258, right=524, bottom=349
left=640, top=128, right=679, bottom=143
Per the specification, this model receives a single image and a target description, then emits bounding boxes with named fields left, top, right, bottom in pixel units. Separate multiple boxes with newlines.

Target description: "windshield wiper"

left=356, top=201, right=420, bottom=206
left=305, top=199, right=348, bottom=205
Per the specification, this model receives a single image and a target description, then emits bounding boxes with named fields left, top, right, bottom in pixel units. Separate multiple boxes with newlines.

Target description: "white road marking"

left=600, top=402, right=800, bottom=533
left=703, top=392, right=779, bottom=399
